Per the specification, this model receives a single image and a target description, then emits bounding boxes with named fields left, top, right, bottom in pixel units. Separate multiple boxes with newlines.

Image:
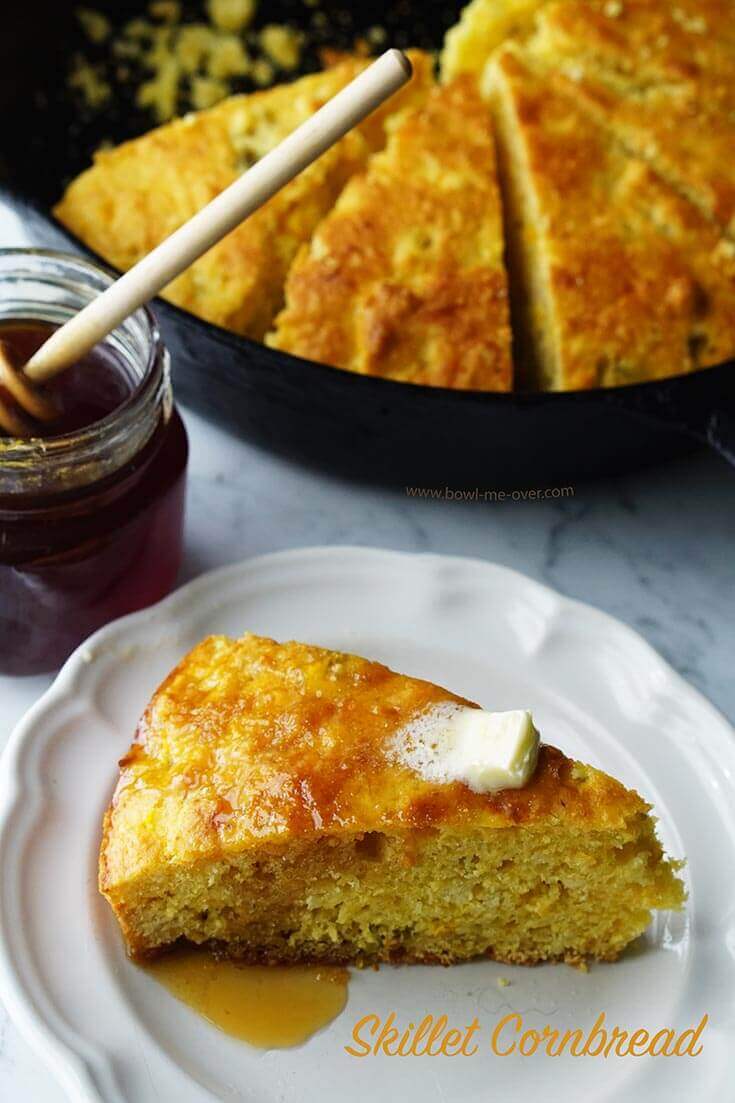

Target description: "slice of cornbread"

left=100, top=634, right=684, bottom=966
left=267, top=78, right=512, bottom=390
left=527, top=0, right=735, bottom=237
left=54, top=53, right=434, bottom=339
left=531, top=0, right=735, bottom=92
left=441, top=0, right=549, bottom=80
left=486, top=47, right=735, bottom=389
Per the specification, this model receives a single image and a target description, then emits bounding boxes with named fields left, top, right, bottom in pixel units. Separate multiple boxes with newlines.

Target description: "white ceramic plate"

left=1, top=547, right=734, bottom=1103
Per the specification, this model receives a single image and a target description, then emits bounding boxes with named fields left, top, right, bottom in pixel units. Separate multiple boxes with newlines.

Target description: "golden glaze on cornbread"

left=486, top=48, right=735, bottom=389
left=527, top=0, right=735, bottom=236
left=100, top=634, right=684, bottom=965
left=268, top=78, right=512, bottom=389
left=54, top=53, right=434, bottom=339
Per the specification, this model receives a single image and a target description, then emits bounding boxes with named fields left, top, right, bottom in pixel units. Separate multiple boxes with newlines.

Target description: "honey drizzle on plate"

left=144, top=950, right=349, bottom=1048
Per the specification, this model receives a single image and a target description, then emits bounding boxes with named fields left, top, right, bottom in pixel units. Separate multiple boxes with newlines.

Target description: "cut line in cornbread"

left=486, top=46, right=735, bottom=390
left=268, top=77, right=512, bottom=390
left=54, top=52, right=434, bottom=339
left=100, top=633, right=684, bottom=966
left=525, top=0, right=735, bottom=238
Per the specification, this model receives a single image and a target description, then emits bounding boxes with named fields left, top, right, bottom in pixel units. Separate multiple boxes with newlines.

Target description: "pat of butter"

left=389, top=703, right=540, bottom=793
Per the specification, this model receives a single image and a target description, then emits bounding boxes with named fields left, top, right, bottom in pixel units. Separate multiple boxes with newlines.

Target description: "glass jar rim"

left=0, top=249, right=168, bottom=492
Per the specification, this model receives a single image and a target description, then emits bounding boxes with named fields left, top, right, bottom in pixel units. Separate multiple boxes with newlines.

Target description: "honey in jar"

left=0, top=250, right=188, bottom=675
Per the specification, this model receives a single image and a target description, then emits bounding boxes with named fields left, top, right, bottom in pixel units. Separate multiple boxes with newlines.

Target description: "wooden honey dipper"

left=0, top=50, right=412, bottom=438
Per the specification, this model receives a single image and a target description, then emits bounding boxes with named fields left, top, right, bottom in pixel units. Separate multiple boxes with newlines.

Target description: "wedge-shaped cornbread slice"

left=486, top=47, right=735, bottom=390
left=533, top=0, right=735, bottom=87
left=441, top=0, right=549, bottom=80
left=54, top=54, right=434, bottom=339
left=100, top=633, right=684, bottom=966
left=527, top=0, right=735, bottom=237
left=268, top=78, right=512, bottom=389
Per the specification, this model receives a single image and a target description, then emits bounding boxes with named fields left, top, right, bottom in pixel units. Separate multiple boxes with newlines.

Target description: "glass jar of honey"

left=0, top=250, right=188, bottom=675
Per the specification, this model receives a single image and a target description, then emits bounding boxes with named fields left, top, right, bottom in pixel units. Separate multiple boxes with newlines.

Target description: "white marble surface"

left=1, top=210, right=735, bottom=1101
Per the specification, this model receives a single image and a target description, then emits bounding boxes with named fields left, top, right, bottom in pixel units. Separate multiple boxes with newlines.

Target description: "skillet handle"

left=608, top=365, right=735, bottom=469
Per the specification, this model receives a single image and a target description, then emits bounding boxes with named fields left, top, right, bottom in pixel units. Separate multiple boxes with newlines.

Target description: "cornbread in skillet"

left=268, top=79, right=512, bottom=390
left=441, top=0, right=549, bottom=80
left=54, top=53, right=434, bottom=339
left=526, top=0, right=735, bottom=237
left=100, top=633, right=684, bottom=965
left=486, top=47, right=735, bottom=390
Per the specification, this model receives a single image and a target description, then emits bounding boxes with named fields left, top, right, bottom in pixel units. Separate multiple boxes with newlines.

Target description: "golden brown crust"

left=487, top=47, right=735, bottom=388
left=100, top=633, right=646, bottom=894
left=537, top=0, right=735, bottom=85
left=620, top=163, right=735, bottom=371
left=530, top=0, right=735, bottom=234
left=54, top=53, right=434, bottom=340
left=268, top=78, right=512, bottom=390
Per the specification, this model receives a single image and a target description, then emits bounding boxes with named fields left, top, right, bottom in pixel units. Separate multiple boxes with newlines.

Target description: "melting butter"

left=389, top=704, right=540, bottom=792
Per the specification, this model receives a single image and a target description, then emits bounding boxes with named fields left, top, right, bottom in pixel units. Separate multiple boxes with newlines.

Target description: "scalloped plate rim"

left=0, top=546, right=734, bottom=1103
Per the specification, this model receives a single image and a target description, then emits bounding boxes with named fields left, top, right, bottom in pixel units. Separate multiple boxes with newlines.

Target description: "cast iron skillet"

left=1, top=0, right=734, bottom=486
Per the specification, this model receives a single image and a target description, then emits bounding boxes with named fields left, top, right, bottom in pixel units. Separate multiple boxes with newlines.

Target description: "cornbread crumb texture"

left=72, top=1, right=391, bottom=123
left=100, top=633, right=684, bottom=965
left=55, top=52, right=433, bottom=339
left=77, top=7, right=112, bottom=45
left=207, top=0, right=256, bottom=33
left=268, top=77, right=512, bottom=391
left=68, top=54, right=112, bottom=109
left=73, top=0, right=301, bottom=123
left=486, top=47, right=735, bottom=390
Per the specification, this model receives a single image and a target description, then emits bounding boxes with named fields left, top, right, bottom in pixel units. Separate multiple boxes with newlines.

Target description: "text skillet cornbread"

left=54, top=52, right=434, bottom=340
left=268, top=78, right=512, bottom=390
left=100, top=634, right=684, bottom=967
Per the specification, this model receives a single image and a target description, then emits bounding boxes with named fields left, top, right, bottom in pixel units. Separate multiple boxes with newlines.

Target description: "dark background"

left=0, top=0, right=462, bottom=199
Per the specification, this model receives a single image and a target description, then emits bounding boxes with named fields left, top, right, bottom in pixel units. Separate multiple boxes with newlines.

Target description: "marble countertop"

left=1, top=209, right=735, bottom=1101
